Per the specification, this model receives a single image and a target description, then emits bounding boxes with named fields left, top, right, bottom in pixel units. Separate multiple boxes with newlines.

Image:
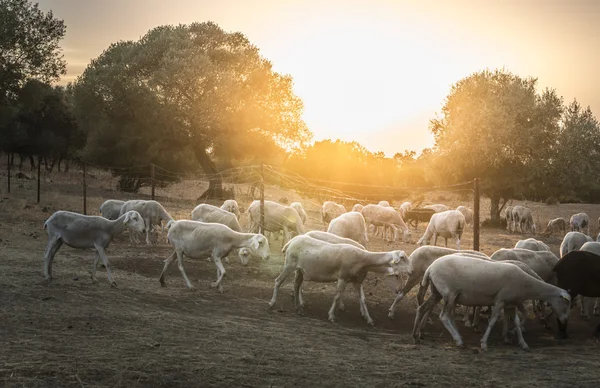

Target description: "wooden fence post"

left=151, top=163, right=155, bottom=200
left=473, top=178, right=480, bottom=251
left=37, top=155, right=41, bottom=203
left=259, top=163, right=265, bottom=235
left=83, top=162, right=87, bottom=215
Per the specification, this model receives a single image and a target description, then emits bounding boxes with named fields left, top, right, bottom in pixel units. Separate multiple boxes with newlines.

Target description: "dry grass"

left=1, top=168, right=600, bottom=387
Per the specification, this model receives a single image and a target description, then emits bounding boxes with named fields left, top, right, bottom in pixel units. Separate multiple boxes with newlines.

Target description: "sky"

left=36, top=0, right=600, bottom=156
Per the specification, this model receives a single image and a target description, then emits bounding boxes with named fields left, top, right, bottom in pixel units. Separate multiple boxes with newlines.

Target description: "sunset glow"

left=37, top=0, right=600, bottom=156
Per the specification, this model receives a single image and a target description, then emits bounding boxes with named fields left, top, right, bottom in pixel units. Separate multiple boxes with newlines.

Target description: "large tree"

left=428, top=69, right=563, bottom=222
left=73, top=22, right=311, bottom=196
left=0, top=0, right=66, bottom=96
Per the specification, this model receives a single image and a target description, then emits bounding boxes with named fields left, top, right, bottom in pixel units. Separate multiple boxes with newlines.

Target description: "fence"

left=2, top=157, right=481, bottom=250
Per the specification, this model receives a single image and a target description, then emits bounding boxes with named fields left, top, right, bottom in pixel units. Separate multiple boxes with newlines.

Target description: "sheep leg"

left=480, top=301, right=505, bottom=351
left=433, top=233, right=438, bottom=247
left=412, top=292, right=442, bottom=343
left=293, top=270, right=304, bottom=314
left=95, top=246, right=117, bottom=287
left=90, top=252, right=100, bottom=283
left=328, top=279, right=347, bottom=323
left=173, top=250, right=194, bottom=290
left=43, top=238, right=63, bottom=280
left=210, top=257, right=226, bottom=293
left=268, top=263, right=296, bottom=308
left=144, top=218, right=152, bottom=246
left=354, top=283, right=374, bottom=326
left=502, top=307, right=511, bottom=344
left=159, top=251, right=177, bottom=287
left=439, top=294, right=464, bottom=348
left=594, top=299, right=600, bottom=316
left=388, top=273, right=420, bottom=319
left=512, top=310, right=529, bottom=351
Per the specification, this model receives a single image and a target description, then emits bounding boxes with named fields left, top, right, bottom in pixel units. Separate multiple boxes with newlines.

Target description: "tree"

left=428, top=69, right=563, bottom=222
left=0, top=0, right=66, bottom=96
left=72, top=22, right=311, bottom=196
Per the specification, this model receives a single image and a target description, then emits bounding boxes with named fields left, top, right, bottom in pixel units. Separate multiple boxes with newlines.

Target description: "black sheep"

left=553, top=250, right=600, bottom=337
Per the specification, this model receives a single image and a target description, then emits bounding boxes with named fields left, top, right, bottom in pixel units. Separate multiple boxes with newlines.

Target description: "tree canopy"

left=73, top=22, right=311, bottom=195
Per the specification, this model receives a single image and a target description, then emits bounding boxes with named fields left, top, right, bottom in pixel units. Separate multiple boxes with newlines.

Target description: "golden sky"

left=37, top=0, right=600, bottom=156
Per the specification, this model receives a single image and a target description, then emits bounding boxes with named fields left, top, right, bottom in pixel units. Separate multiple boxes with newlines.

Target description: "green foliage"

left=0, top=0, right=66, bottom=96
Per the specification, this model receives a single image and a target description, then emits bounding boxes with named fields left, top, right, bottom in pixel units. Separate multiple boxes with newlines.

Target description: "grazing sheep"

left=399, top=202, right=413, bottom=220
left=191, top=203, right=242, bottom=232
left=43, top=210, right=146, bottom=286
left=119, top=200, right=174, bottom=245
left=159, top=220, right=270, bottom=293
left=511, top=205, right=536, bottom=234
left=544, top=218, right=567, bottom=236
left=289, top=202, right=308, bottom=224
left=327, top=211, right=369, bottom=248
left=576, top=242, right=600, bottom=319
left=404, top=208, right=436, bottom=229
left=305, top=231, right=366, bottom=250
left=268, top=235, right=409, bottom=325
left=413, top=255, right=571, bottom=350
left=351, top=204, right=364, bottom=213
left=560, top=231, right=593, bottom=258
left=489, top=248, right=559, bottom=285
left=423, top=204, right=449, bottom=213
left=505, top=205, right=514, bottom=232
left=388, top=246, right=489, bottom=319
left=321, top=201, right=347, bottom=224
left=417, top=210, right=465, bottom=250
left=570, top=213, right=590, bottom=235
left=456, top=206, right=473, bottom=226
left=553, top=250, right=600, bottom=337
left=99, top=199, right=125, bottom=220
left=248, top=200, right=305, bottom=245
left=514, top=238, right=551, bottom=252
left=378, top=200, right=391, bottom=207
left=220, top=199, right=241, bottom=220
left=361, top=204, right=411, bottom=243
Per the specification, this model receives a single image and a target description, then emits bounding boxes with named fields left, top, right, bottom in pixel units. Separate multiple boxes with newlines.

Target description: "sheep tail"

left=417, top=267, right=432, bottom=305
left=282, top=239, right=292, bottom=254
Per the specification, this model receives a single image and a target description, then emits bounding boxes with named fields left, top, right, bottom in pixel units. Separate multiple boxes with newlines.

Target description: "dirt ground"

left=1, top=168, right=600, bottom=387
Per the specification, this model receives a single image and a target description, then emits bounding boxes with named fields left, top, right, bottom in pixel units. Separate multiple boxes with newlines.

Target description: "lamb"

left=321, top=201, right=347, bottom=224
left=361, top=204, right=411, bottom=243
left=119, top=200, right=174, bottom=245
left=553, top=250, right=600, bottom=337
left=268, top=235, right=409, bottom=325
left=191, top=203, right=242, bottom=232
left=575, top=242, right=600, bottom=319
left=290, top=202, right=308, bottom=224
left=559, top=231, right=593, bottom=258
left=544, top=218, right=567, bottom=236
left=220, top=199, right=241, bottom=220
left=378, top=200, right=391, bottom=207
left=570, top=212, right=589, bottom=235
left=399, top=202, right=412, bottom=220
left=248, top=200, right=305, bottom=245
left=351, top=204, right=364, bottom=213
left=511, top=205, right=536, bottom=234
left=159, top=220, right=270, bottom=293
left=305, top=231, right=366, bottom=250
left=327, top=211, right=369, bottom=248
left=413, top=254, right=571, bottom=350
left=417, top=210, right=465, bottom=250
left=388, top=246, right=489, bottom=319
left=505, top=205, right=514, bottom=232
left=423, top=204, right=449, bottom=213
left=456, top=206, right=473, bottom=226
left=99, top=199, right=125, bottom=220
left=514, top=238, right=551, bottom=252
left=42, top=210, right=146, bottom=286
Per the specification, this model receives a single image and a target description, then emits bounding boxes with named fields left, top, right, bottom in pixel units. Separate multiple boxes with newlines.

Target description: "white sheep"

left=159, top=220, right=270, bottom=293
left=417, top=210, right=465, bottom=250
left=220, top=199, right=241, bottom=220
left=42, top=210, right=146, bottom=286
left=290, top=202, right=308, bottom=224
left=99, top=199, right=125, bottom=220
left=305, top=230, right=366, bottom=250
left=423, top=204, right=449, bottom=213
left=576, top=242, right=600, bottom=319
left=247, top=200, right=305, bottom=245
left=361, top=204, right=411, bottom=243
left=327, top=211, right=369, bottom=248
left=412, top=254, right=571, bottom=351
left=378, top=200, right=391, bottom=207
left=511, top=205, right=536, bottom=234
left=388, top=246, right=488, bottom=319
left=570, top=212, right=589, bottom=235
left=399, top=202, right=412, bottom=220
left=351, top=203, right=364, bottom=213
left=191, top=203, right=242, bottom=232
left=456, top=206, right=473, bottom=226
left=321, top=201, right=347, bottom=224
left=560, top=231, right=593, bottom=258
left=514, top=238, right=551, bottom=251
left=268, top=235, right=409, bottom=325
left=544, top=218, right=567, bottom=236
left=505, top=205, right=514, bottom=232
left=489, top=248, right=559, bottom=284
left=119, top=200, right=173, bottom=245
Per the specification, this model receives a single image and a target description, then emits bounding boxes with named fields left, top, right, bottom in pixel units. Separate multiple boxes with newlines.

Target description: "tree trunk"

left=490, top=193, right=501, bottom=225
left=29, top=155, right=35, bottom=170
left=64, top=159, right=70, bottom=172
left=57, top=157, right=62, bottom=172
left=193, top=146, right=224, bottom=200
left=48, top=158, right=56, bottom=173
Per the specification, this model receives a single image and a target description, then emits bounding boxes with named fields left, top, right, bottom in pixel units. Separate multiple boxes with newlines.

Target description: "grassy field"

left=1, top=167, right=600, bottom=387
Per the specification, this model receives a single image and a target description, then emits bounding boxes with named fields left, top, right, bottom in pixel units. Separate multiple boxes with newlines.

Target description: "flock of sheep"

left=41, top=197, right=600, bottom=352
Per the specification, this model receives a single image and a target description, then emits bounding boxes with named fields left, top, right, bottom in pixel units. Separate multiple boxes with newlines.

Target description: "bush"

left=545, top=196, right=560, bottom=205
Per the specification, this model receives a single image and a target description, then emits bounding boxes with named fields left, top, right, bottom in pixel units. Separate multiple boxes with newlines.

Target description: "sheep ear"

left=252, top=237, right=260, bottom=250
left=560, top=292, right=571, bottom=302
left=123, top=212, right=131, bottom=224
left=390, top=255, right=400, bottom=265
